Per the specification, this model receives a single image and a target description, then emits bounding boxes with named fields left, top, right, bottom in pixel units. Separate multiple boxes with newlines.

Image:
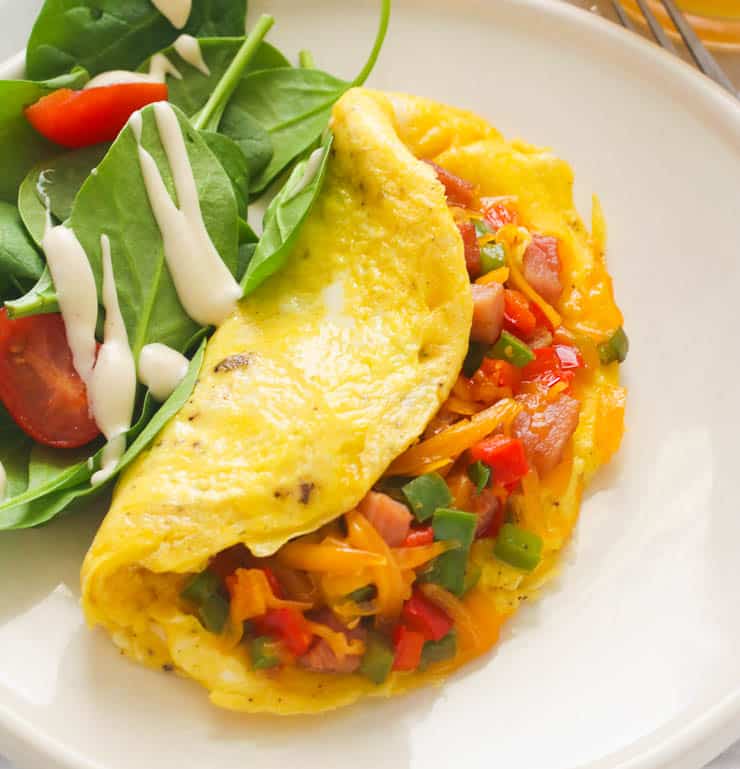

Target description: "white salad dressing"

left=89, top=236, right=137, bottom=486
left=150, top=0, right=192, bottom=29
left=148, top=53, right=183, bottom=82
left=289, top=147, right=325, bottom=197
left=84, top=71, right=160, bottom=89
left=131, top=102, right=242, bottom=326
left=138, top=343, right=189, bottom=402
left=173, top=34, right=210, bottom=75
left=41, top=226, right=99, bottom=385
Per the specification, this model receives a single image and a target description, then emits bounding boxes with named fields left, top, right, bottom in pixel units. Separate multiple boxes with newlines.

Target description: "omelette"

left=81, top=88, right=626, bottom=713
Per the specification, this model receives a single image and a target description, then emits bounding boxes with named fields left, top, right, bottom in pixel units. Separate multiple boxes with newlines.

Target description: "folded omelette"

left=82, top=88, right=626, bottom=713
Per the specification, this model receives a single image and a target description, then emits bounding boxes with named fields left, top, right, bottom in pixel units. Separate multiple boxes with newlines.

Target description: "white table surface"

left=0, top=0, right=738, bottom=767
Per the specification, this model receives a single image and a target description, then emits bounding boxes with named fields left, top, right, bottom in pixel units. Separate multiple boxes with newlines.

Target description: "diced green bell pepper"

left=474, top=218, right=493, bottom=238
left=198, top=592, right=229, bottom=634
left=250, top=636, right=282, bottom=670
left=426, top=508, right=477, bottom=596
left=598, top=327, right=629, bottom=365
left=462, top=340, right=488, bottom=377
left=402, top=473, right=453, bottom=522
left=467, top=460, right=492, bottom=493
left=420, top=630, right=458, bottom=668
left=359, top=631, right=395, bottom=684
left=488, top=330, right=535, bottom=367
left=494, top=523, right=543, bottom=572
left=347, top=585, right=376, bottom=604
left=181, top=569, right=221, bottom=604
left=479, top=242, right=506, bottom=273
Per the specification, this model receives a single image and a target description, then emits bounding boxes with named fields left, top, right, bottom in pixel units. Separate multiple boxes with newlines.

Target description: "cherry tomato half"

left=0, top=309, right=100, bottom=447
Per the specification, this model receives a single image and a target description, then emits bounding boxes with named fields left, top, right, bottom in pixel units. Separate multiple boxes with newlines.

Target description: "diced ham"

left=357, top=491, right=412, bottom=547
left=299, top=609, right=367, bottom=674
left=511, top=392, right=580, bottom=475
left=469, top=488, right=503, bottom=538
left=426, top=161, right=476, bottom=208
left=523, top=234, right=562, bottom=305
left=458, top=221, right=481, bottom=278
left=470, top=283, right=505, bottom=345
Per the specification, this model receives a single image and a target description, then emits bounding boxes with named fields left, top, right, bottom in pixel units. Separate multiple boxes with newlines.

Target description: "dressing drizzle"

left=150, top=0, right=192, bottom=30
left=131, top=102, right=241, bottom=326
left=173, top=34, right=210, bottom=75
left=139, top=343, right=190, bottom=402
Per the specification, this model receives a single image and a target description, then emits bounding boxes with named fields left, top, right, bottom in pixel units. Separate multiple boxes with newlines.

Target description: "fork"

left=610, top=0, right=738, bottom=97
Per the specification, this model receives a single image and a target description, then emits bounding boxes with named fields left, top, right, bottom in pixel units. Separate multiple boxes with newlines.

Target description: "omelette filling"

left=178, top=165, right=629, bottom=681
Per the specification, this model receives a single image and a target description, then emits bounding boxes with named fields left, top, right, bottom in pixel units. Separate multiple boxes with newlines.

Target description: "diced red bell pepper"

left=458, top=220, right=481, bottom=278
left=521, top=346, right=576, bottom=388
left=392, top=625, right=425, bottom=671
left=261, top=566, right=284, bottom=598
left=529, top=300, right=554, bottom=332
left=503, top=289, right=536, bottom=338
left=483, top=200, right=518, bottom=231
left=253, top=608, right=313, bottom=656
left=427, top=161, right=476, bottom=208
left=401, top=588, right=454, bottom=642
left=25, top=83, right=168, bottom=149
left=480, top=358, right=521, bottom=392
left=469, top=435, right=529, bottom=486
left=401, top=526, right=435, bottom=548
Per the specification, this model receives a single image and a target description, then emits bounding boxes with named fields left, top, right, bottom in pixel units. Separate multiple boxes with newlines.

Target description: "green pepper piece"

left=474, top=219, right=493, bottom=238
left=250, top=636, right=282, bottom=670
left=462, top=562, right=482, bottom=595
left=427, top=508, right=477, bottom=595
left=467, top=460, right=492, bottom=494
left=598, top=327, right=629, bottom=365
left=494, top=523, right=543, bottom=572
left=347, top=585, right=376, bottom=603
left=480, top=242, right=506, bottom=274
left=198, top=593, right=230, bottom=634
left=181, top=569, right=221, bottom=604
left=488, top=330, right=535, bottom=367
left=359, top=631, right=394, bottom=684
left=462, top=340, right=488, bottom=377
left=420, top=630, right=458, bottom=668
left=402, top=473, right=453, bottom=522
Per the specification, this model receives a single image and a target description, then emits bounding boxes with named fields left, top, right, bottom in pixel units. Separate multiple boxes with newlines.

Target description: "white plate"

left=2, top=1, right=740, bottom=768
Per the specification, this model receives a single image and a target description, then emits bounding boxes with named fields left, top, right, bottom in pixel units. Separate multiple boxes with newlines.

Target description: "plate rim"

left=1, top=1, right=740, bottom=768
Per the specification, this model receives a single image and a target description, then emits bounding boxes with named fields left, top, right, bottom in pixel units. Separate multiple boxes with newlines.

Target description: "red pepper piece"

left=401, top=588, right=454, bottom=642
left=458, top=221, right=481, bottom=278
left=253, top=608, right=313, bottom=656
left=503, top=289, right=537, bottom=338
left=392, top=625, right=425, bottom=671
left=401, top=526, right=435, bottom=548
left=469, top=434, right=529, bottom=486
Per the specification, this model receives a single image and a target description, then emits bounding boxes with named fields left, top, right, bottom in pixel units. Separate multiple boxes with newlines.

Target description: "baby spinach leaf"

left=0, top=68, right=90, bottom=204
left=5, top=268, right=59, bottom=319
left=26, top=0, right=247, bottom=80
left=243, top=132, right=333, bottom=295
left=224, top=68, right=346, bottom=195
left=17, top=169, right=48, bottom=247
left=0, top=341, right=204, bottom=529
left=69, top=103, right=238, bottom=358
left=219, top=105, right=275, bottom=187
left=141, top=37, right=289, bottom=119
left=0, top=202, right=44, bottom=300
left=200, top=131, right=249, bottom=213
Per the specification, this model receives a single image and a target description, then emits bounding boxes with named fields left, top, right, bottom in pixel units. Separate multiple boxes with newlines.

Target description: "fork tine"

left=657, top=0, right=737, bottom=95
left=610, top=0, right=638, bottom=32
left=634, top=0, right=678, bottom=53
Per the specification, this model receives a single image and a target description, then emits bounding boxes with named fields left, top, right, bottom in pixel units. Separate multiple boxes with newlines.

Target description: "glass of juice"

left=622, top=0, right=740, bottom=48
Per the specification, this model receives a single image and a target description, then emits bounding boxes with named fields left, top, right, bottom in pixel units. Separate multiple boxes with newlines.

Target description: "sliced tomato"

left=426, top=161, right=477, bottom=208
left=25, top=83, right=168, bottom=149
left=0, top=309, right=99, bottom=448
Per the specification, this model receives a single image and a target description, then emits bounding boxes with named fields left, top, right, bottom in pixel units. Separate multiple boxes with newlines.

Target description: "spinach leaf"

left=224, top=68, right=345, bottom=195
left=0, top=341, right=205, bottom=530
left=224, top=0, right=390, bottom=194
left=17, top=168, right=48, bottom=247
left=199, top=130, right=249, bottom=214
left=26, top=0, right=246, bottom=80
left=0, top=68, right=89, bottom=204
left=141, top=38, right=289, bottom=119
left=69, top=103, right=238, bottom=358
left=0, top=202, right=44, bottom=299
left=243, top=132, right=333, bottom=294
left=5, top=268, right=59, bottom=319
left=219, top=104, right=276, bottom=186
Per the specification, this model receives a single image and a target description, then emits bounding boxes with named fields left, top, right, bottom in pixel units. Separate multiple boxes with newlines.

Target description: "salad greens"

left=25, top=0, right=246, bottom=80
left=0, top=68, right=89, bottom=204
left=0, top=0, right=391, bottom=530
